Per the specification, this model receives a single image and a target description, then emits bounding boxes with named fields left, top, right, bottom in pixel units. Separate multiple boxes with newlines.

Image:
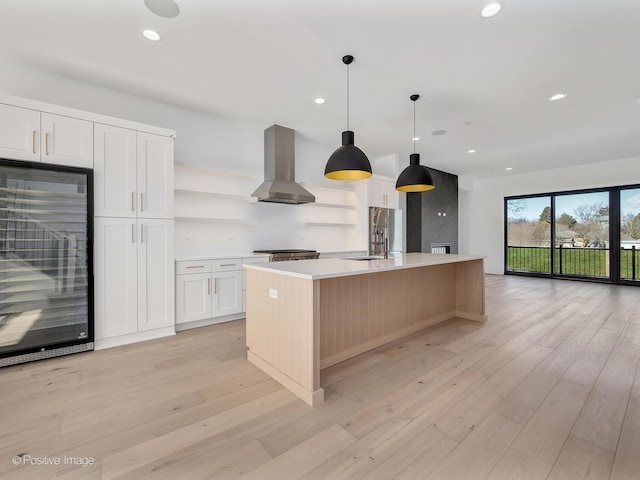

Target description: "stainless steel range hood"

left=251, top=125, right=315, bottom=205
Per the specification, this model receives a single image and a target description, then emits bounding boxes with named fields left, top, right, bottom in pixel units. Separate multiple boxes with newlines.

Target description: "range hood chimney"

left=251, top=125, right=315, bottom=205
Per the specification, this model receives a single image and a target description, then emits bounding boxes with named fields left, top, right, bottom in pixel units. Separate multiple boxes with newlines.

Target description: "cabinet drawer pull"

left=32, top=131, right=36, bottom=154
left=219, top=263, right=237, bottom=267
left=185, top=265, right=204, bottom=269
left=207, top=278, right=211, bottom=295
left=45, top=133, right=50, bottom=155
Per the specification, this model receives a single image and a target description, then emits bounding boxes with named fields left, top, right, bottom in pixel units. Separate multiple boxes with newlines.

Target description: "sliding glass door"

left=620, top=187, right=640, bottom=283
left=505, top=196, right=551, bottom=275
left=554, top=191, right=609, bottom=279
left=506, top=185, right=640, bottom=285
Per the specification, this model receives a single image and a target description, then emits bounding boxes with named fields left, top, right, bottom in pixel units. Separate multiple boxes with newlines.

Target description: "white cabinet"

left=137, top=219, right=175, bottom=331
left=94, top=124, right=137, bottom=217
left=137, top=132, right=174, bottom=219
left=40, top=113, right=93, bottom=168
left=94, top=218, right=139, bottom=339
left=94, top=217, right=174, bottom=340
left=94, top=125, right=173, bottom=219
left=0, top=104, right=40, bottom=161
left=176, top=272, right=212, bottom=324
left=0, top=104, right=92, bottom=167
left=368, top=176, right=399, bottom=209
left=175, top=258, right=248, bottom=328
left=212, top=270, right=243, bottom=317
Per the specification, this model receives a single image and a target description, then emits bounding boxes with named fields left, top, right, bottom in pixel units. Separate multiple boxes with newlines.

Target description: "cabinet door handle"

left=140, top=193, right=144, bottom=212
left=214, top=278, right=217, bottom=294
left=186, top=265, right=204, bottom=269
left=207, top=277, right=211, bottom=295
left=132, top=192, right=136, bottom=212
left=32, top=131, right=36, bottom=154
left=131, top=223, right=136, bottom=243
left=140, top=224, right=144, bottom=243
left=45, top=133, right=50, bottom=155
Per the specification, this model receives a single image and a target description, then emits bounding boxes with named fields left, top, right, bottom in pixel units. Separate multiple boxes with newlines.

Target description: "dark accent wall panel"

left=406, top=167, right=458, bottom=254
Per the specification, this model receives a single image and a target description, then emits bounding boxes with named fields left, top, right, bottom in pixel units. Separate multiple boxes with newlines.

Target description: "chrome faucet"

left=384, top=238, right=389, bottom=259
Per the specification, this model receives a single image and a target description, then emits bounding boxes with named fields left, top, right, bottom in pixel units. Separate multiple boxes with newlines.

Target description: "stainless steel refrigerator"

left=369, top=207, right=403, bottom=256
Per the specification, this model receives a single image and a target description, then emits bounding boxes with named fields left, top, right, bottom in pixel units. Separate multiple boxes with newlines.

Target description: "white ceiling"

left=1, top=0, right=639, bottom=179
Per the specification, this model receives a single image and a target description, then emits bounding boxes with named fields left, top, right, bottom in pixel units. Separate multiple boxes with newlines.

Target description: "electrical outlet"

left=269, top=289, right=277, bottom=299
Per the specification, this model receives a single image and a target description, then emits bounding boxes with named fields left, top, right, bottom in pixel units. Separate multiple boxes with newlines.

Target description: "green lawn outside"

left=507, top=246, right=640, bottom=279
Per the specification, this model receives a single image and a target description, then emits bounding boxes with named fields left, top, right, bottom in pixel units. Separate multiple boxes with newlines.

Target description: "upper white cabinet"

left=0, top=104, right=40, bottom=161
left=0, top=104, right=92, bottom=167
left=137, top=132, right=174, bottom=219
left=94, top=124, right=137, bottom=217
left=40, top=113, right=93, bottom=168
left=94, top=125, right=173, bottom=219
left=368, top=176, right=399, bottom=209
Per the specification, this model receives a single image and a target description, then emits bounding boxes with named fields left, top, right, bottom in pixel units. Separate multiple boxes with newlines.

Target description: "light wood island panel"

left=246, top=255, right=486, bottom=406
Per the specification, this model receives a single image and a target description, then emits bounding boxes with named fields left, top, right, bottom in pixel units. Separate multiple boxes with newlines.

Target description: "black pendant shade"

left=396, top=153, right=435, bottom=192
left=324, top=55, right=372, bottom=181
left=325, top=130, right=371, bottom=180
left=396, top=94, right=435, bottom=192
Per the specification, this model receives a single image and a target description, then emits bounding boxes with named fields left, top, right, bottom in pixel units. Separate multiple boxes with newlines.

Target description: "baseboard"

left=95, top=327, right=175, bottom=350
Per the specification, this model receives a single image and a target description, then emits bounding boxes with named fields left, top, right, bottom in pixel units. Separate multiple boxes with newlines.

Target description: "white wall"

left=459, top=156, right=640, bottom=274
left=0, top=62, right=369, bottom=256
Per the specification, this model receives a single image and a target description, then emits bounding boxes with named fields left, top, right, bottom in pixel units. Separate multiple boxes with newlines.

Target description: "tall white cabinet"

left=0, top=93, right=176, bottom=350
left=93, top=124, right=175, bottom=348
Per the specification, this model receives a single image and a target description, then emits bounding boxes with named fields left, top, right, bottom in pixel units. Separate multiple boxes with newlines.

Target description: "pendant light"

left=396, top=94, right=435, bottom=192
left=324, top=55, right=372, bottom=181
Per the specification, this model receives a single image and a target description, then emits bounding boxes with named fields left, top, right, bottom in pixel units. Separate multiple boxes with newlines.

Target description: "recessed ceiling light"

left=144, top=0, right=180, bottom=18
left=431, top=129, right=447, bottom=136
left=412, top=136, right=421, bottom=141
left=505, top=167, right=513, bottom=171
left=314, top=98, right=326, bottom=105
left=548, top=93, right=567, bottom=101
left=468, top=149, right=476, bottom=154
left=481, top=2, right=503, bottom=18
left=143, top=29, right=161, bottom=41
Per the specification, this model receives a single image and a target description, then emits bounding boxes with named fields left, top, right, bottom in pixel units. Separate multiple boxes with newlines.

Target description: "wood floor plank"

left=244, top=424, right=356, bottom=480
left=100, top=389, right=296, bottom=479
left=485, top=379, right=592, bottom=480
left=359, top=426, right=457, bottom=480
left=426, top=413, right=523, bottom=480
left=433, top=344, right=551, bottom=441
left=546, top=434, right=614, bottom=480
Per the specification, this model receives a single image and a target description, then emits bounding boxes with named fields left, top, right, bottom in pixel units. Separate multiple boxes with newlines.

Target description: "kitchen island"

left=244, top=253, right=486, bottom=406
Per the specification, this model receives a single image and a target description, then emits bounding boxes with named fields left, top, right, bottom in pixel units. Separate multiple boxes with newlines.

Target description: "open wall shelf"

left=175, top=216, right=257, bottom=226
left=174, top=188, right=257, bottom=203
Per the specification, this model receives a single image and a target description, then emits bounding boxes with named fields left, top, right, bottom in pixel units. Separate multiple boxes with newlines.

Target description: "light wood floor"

left=2, top=275, right=640, bottom=479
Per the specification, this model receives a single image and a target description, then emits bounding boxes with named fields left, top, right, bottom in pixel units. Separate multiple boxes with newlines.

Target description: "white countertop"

left=175, top=250, right=367, bottom=262
left=175, top=253, right=270, bottom=262
left=243, top=253, right=485, bottom=280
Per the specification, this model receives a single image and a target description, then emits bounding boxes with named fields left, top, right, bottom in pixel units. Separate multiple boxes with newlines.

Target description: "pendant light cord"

left=346, top=62, right=350, bottom=131
left=413, top=100, right=416, bottom=154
